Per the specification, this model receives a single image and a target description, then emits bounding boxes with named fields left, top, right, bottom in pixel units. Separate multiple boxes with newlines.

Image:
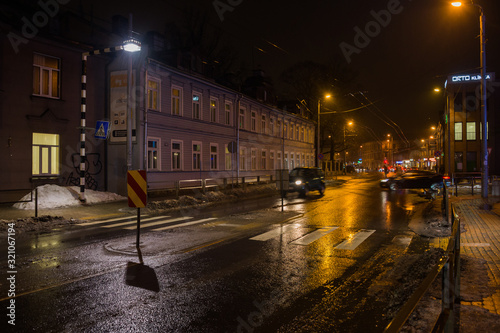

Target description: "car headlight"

left=295, top=180, right=302, bottom=186
left=380, top=179, right=389, bottom=183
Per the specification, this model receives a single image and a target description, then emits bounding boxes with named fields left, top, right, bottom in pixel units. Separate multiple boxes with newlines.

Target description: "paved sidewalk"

left=454, top=197, right=500, bottom=315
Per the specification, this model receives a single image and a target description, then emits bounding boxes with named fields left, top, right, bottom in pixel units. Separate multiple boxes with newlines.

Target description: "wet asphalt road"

left=0, top=174, right=433, bottom=332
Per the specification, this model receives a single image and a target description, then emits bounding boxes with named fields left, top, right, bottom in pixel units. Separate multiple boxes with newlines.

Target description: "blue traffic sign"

left=95, top=121, right=110, bottom=139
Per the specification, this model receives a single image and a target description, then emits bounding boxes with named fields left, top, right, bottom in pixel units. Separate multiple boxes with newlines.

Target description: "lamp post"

left=317, top=94, right=331, bottom=167
left=78, top=32, right=141, bottom=202
left=343, top=121, right=353, bottom=173
left=452, top=1, right=488, bottom=198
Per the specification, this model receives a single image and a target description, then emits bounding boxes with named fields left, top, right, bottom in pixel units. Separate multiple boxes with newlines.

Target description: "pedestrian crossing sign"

left=95, top=121, right=110, bottom=139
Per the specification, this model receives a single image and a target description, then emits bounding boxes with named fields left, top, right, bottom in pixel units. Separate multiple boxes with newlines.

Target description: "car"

left=380, top=170, right=450, bottom=191
left=289, top=167, right=325, bottom=197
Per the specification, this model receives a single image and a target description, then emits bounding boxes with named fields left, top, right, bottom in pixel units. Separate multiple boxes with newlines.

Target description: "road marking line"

left=291, top=226, right=339, bottom=246
left=152, top=217, right=217, bottom=231
left=335, top=229, right=376, bottom=250
left=250, top=224, right=300, bottom=241
left=102, top=216, right=171, bottom=228
left=76, top=215, right=150, bottom=226
left=392, top=235, right=413, bottom=248
left=462, top=243, right=491, bottom=247
left=123, top=216, right=193, bottom=230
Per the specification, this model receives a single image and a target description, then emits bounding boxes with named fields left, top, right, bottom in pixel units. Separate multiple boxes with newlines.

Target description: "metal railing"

left=384, top=182, right=460, bottom=333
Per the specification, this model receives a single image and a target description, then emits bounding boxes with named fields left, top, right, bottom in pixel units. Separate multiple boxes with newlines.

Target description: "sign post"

left=127, top=170, right=147, bottom=248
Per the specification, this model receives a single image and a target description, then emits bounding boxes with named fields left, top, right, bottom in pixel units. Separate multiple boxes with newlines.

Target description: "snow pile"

left=13, top=184, right=125, bottom=210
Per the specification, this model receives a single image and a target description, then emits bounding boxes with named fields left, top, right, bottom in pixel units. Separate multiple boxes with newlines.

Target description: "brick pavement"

left=454, top=197, right=500, bottom=315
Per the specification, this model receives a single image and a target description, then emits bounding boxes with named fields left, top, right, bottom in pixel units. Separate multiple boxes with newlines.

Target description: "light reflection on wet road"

left=0, top=174, right=432, bottom=332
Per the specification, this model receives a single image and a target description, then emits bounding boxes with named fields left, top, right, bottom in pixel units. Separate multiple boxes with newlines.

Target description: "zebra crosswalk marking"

left=291, top=227, right=339, bottom=246
left=250, top=224, right=300, bottom=241
left=152, top=218, right=217, bottom=231
left=335, top=229, right=376, bottom=250
left=123, top=216, right=193, bottom=230
left=76, top=215, right=150, bottom=226
left=102, top=216, right=171, bottom=228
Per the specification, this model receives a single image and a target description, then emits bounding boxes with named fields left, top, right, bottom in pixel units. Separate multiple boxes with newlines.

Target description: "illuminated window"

left=32, top=133, right=59, bottom=175
left=193, top=94, right=201, bottom=119
left=192, top=142, right=201, bottom=170
left=33, top=54, right=60, bottom=98
left=147, top=78, right=160, bottom=111
left=147, top=138, right=160, bottom=170
left=210, top=99, right=217, bottom=123
left=172, top=141, right=182, bottom=170
left=454, top=122, right=463, bottom=141
left=225, top=145, right=232, bottom=170
left=466, top=122, right=476, bottom=141
left=172, top=87, right=182, bottom=116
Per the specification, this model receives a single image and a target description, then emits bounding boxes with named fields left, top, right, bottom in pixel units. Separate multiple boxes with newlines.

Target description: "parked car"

left=289, top=167, right=325, bottom=196
left=380, top=170, right=450, bottom=191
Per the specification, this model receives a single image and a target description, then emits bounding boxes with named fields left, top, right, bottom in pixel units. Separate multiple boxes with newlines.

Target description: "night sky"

left=64, top=0, right=500, bottom=142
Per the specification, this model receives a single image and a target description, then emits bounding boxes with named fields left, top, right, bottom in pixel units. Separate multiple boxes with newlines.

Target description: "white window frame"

left=466, top=122, right=476, bottom=141
left=147, top=77, right=161, bottom=111
left=192, top=93, right=202, bottom=119
left=210, top=143, right=219, bottom=170
left=192, top=141, right=202, bottom=170
left=251, top=148, right=257, bottom=170
left=225, top=102, right=232, bottom=125
left=240, top=147, right=247, bottom=171
left=33, top=53, right=60, bottom=99
left=32, top=133, right=60, bottom=175
left=210, top=98, right=218, bottom=123
left=171, top=140, right=183, bottom=170
left=454, top=122, right=463, bottom=141
left=172, top=86, right=183, bottom=116
left=147, top=137, right=161, bottom=171
left=225, top=144, right=232, bottom=170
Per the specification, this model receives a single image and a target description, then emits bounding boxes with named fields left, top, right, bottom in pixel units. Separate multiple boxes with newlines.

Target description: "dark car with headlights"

left=289, top=167, right=325, bottom=196
left=380, top=170, right=450, bottom=191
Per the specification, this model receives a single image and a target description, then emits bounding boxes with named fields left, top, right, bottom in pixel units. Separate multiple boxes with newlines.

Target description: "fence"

left=0, top=188, right=39, bottom=217
left=384, top=182, right=460, bottom=333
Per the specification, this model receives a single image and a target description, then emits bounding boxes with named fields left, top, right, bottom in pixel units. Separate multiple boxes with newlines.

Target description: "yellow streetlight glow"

left=434, top=88, right=441, bottom=92
left=431, top=126, right=436, bottom=130
left=325, top=94, right=331, bottom=99
left=451, top=2, right=462, bottom=7
left=348, top=121, right=353, bottom=126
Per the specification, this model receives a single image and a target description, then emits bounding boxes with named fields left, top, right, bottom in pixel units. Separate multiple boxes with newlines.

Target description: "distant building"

left=443, top=73, right=499, bottom=176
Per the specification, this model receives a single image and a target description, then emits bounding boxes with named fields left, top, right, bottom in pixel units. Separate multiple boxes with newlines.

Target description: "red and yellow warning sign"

left=127, top=170, right=147, bottom=208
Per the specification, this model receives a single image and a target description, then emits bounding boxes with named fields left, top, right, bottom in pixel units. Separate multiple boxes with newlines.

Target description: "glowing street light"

left=317, top=94, right=332, bottom=167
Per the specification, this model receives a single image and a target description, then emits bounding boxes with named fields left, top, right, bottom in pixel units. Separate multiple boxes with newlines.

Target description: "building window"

left=251, top=149, right=257, bottom=170
left=193, top=94, right=201, bottom=119
left=225, top=103, right=231, bottom=125
left=172, top=87, right=182, bottom=116
left=454, top=122, right=463, bottom=141
left=239, top=108, right=245, bottom=129
left=465, top=92, right=478, bottom=112
left=172, top=141, right=182, bottom=170
left=454, top=151, right=463, bottom=172
left=270, top=151, right=275, bottom=170
left=210, top=144, right=218, bottom=170
left=277, top=151, right=282, bottom=169
left=192, top=142, right=202, bottom=170
left=251, top=111, right=256, bottom=132
left=225, top=145, right=232, bottom=170
left=296, top=126, right=299, bottom=141
left=277, top=120, right=282, bottom=137
left=290, top=153, right=294, bottom=169
left=147, top=78, right=160, bottom=111
left=453, top=92, right=463, bottom=112
left=261, top=115, right=266, bottom=134
left=284, top=152, right=288, bottom=170
left=33, top=54, right=60, bottom=98
left=270, top=118, right=274, bottom=135
left=210, top=99, right=217, bottom=123
left=261, top=150, right=267, bottom=170
left=466, top=151, right=477, bottom=172
left=466, top=122, right=476, bottom=141
left=240, top=147, right=246, bottom=170
left=32, top=133, right=59, bottom=175
left=301, top=127, right=305, bottom=141
left=290, top=124, right=294, bottom=139
left=147, top=138, right=160, bottom=170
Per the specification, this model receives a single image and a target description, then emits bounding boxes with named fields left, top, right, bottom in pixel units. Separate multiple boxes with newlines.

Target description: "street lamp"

left=317, top=94, right=331, bottom=167
left=343, top=121, right=353, bottom=173
left=451, top=1, right=488, bottom=198
left=79, top=33, right=141, bottom=202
